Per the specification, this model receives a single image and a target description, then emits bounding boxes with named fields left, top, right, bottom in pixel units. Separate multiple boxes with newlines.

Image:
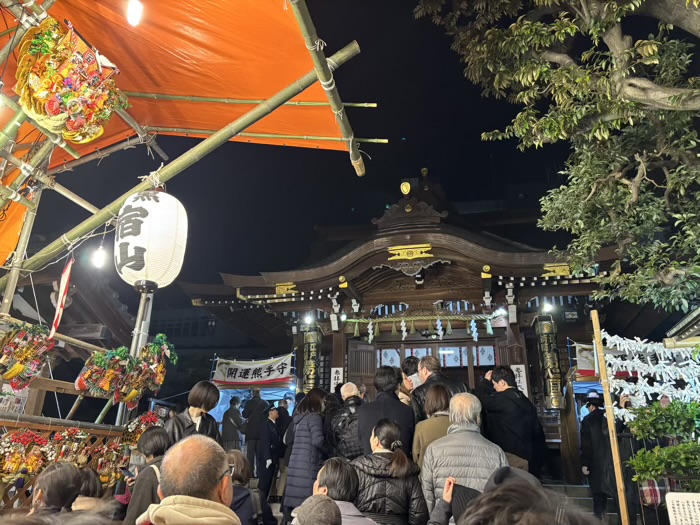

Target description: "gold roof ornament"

left=387, top=244, right=433, bottom=261
left=275, top=282, right=297, bottom=295
left=542, top=264, right=571, bottom=277
left=400, top=181, right=411, bottom=195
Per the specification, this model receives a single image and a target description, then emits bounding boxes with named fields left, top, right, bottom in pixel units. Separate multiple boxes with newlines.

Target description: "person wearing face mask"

left=165, top=380, right=222, bottom=445
left=352, top=419, right=428, bottom=525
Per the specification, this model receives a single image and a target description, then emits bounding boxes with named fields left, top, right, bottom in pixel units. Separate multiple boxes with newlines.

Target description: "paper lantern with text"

left=114, top=191, right=188, bottom=288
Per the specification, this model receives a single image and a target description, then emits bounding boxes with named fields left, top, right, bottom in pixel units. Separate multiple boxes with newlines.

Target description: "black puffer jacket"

left=352, top=452, right=428, bottom=525
left=283, top=412, right=325, bottom=510
left=412, top=374, right=469, bottom=423
left=331, top=395, right=364, bottom=460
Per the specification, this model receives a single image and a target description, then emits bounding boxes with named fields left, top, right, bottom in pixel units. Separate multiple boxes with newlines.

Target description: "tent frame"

left=0, top=0, right=369, bottom=425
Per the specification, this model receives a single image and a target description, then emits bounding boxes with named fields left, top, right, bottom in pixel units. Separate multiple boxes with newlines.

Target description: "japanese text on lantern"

left=115, top=203, right=149, bottom=272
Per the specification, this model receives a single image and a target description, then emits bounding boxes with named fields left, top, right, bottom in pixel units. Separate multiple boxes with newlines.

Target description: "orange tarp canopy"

left=0, top=0, right=353, bottom=264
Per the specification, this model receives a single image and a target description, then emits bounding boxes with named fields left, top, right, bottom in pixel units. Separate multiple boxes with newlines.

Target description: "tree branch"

left=621, top=78, right=700, bottom=110
left=541, top=50, right=577, bottom=67
left=638, top=0, right=700, bottom=40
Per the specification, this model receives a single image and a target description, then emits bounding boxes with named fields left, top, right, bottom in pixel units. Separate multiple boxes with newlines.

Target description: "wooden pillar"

left=331, top=333, right=346, bottom=368
left=293, top=334, right=304, bottom=393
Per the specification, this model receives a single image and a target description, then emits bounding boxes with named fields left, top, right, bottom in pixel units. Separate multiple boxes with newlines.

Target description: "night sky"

left=31, top=1, right=568, bottom=312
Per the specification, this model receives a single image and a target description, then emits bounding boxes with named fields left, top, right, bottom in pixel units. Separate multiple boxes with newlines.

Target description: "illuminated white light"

left=340, top=313, right=347, bottom=322
left=91, top=245, right=107, bottom=268
left=304, top=313, right=313, bottom=325
left=542, top=302, right=554, bottom=313
left=127, top=0, right=144, bottom=26
left=495, top=308, right=507, bottom=317
left=439, top=349, right=455, bottom=355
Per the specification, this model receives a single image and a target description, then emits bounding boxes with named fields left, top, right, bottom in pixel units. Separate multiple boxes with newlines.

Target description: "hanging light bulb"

left=304, top=313, right=314, bottom=325
left=92, top=244, right=107, bottom=268
left=127, top=0, right=144, bottom=26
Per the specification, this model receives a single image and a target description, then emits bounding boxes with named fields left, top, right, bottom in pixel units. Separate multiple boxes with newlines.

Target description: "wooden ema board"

left=0, top=419, right=123, bottom=513
left=667, top=493, right=700, bottom=525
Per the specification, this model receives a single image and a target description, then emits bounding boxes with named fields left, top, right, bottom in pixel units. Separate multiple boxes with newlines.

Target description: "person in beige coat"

left=412, top=384, right=452, bottom=468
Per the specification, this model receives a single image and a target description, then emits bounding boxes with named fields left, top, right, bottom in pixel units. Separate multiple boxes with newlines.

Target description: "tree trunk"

left=638, top=0, right=700, bottom=39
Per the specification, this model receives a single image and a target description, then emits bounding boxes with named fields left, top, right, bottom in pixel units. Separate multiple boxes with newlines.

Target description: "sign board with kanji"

left=330, top=367, right=344, bottom=392
left=212, top=354, right=294, bottom=388
left=511, top=364, right=529, bottom=398
left=667, top=493, right=700, bottom=525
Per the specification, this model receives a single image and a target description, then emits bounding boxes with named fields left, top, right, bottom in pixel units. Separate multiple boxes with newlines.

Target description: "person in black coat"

left=282, top=387, right=327, bottom=521
left=257, top=406, right=281, bottom=498
left=352, top=419, right=428, bottom=525
left=243, top=387, right=269, bottom=476
left=123, top=427, right=171, bottom=525
left=222, top=396, right=244, bottom=451
left=475, top=366, right=546, bottom=476
left=580, top=397, right=613, bottom=519
left=331, top=382, right=364, bottom=460
left=358, top=366, right=415, bottom=458
left=411, top=356, right=469, bottom=423
left=164, top=380, right=222, bottom=445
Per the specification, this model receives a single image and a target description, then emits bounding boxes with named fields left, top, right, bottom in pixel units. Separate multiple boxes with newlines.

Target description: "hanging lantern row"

left=347, top=314, right=502, bottom=343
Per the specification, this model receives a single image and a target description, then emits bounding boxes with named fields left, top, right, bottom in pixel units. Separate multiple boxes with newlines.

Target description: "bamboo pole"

left=0, top=26, right=18, bottom=39
left=0, top=41, right=362, bottom=292
left=591, top=310, right=630, bottom=525
left=48, top=136, right=150, bottom=175
left=289, top=0, right=365, bottom=176
left=1, top=315, right=107, bottom=354
left=115, top=108, right=169, bottom=161
left=124, top=91, right=377, bottom=108
left=0, top=148, right=100, bottom=214
left=0, top=93, right=80, bottom=159
left=0, top=0, right=55, bottom=65
left=0, top=111, right=28, bottom=149
left=143, top=126, right=388, bottom=144
left=95, top=398, right=113, bottom=425
left=0, top=183, right=36, bottom=209
left=65, top=395, right=84, bottom=420
left=0, top=186, right=43, bottom=315
left=0, top=140, right=54, bottom=210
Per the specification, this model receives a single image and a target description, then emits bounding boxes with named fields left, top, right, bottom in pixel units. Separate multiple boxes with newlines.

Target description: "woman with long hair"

left=164, top=380, right=221, bottom=445
left=282, top=387, right=327, bottom=520
left=123, top=426, right=171, bottom=525
left=352, top=419, right=428, bottom=525
left=72, top=468, right=104, bottom=512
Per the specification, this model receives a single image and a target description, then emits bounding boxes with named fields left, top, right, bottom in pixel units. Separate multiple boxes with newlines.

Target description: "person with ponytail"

left=352, top=419, right=428, bottom=525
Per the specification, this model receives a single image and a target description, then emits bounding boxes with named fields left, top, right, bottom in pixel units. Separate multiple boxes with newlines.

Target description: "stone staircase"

left=545, top=483, right=620, bottom=524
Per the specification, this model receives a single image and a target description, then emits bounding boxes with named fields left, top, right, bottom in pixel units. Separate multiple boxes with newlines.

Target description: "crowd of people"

left=8, top=359, right=611, bottom=525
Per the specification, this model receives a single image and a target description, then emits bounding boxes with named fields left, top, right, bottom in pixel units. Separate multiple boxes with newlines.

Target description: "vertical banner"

left=535, top=316, right=564, bottom=409
left=48, top=257, right=74, bottom=340
left=303, top=331, right=320, bottom=393
left=510, top=364, right=529, bottom=398
left=330, top=367, right=344, bottom=392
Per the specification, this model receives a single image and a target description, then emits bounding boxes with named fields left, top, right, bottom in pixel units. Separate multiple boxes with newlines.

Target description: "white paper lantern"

left=114, top=190, right=188, bottom=288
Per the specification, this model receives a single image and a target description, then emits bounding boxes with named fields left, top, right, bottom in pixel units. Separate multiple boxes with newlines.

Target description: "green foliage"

left=628, top=401, right=700, bottom=441
left=627, top=401, right=700, bottom=491
left=416, top=0, right=700, bottom=311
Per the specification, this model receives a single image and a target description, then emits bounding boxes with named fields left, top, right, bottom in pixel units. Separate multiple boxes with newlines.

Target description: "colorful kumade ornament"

left=14, top=18, right=126, bottom=144
left=95, top=440, right=128, bottom=487
left=114, top=334, right=178, bottom=410
left=0, top=429, right=49, bottom=485
left=0, top=323, right=56, bottom=390
left=50, top=428, right=89, bottom=465
left=75, top=346, right=132, bottom=398
left=122, top=411, right=163, bottom=447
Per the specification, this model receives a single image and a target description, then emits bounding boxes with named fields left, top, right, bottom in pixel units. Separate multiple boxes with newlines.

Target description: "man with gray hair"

left=420, top=393, right=507, bottom=512
left=137, top=435, right=241, bottom=525
left=330, top=382, right=364, bottom=460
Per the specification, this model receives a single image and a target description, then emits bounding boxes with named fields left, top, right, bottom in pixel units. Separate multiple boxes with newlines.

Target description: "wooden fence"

left=0, top=412, right=124, bottom=513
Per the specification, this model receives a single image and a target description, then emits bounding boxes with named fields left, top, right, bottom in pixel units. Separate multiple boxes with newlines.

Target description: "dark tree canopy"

left=416, top=0, right=700, bottom=311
